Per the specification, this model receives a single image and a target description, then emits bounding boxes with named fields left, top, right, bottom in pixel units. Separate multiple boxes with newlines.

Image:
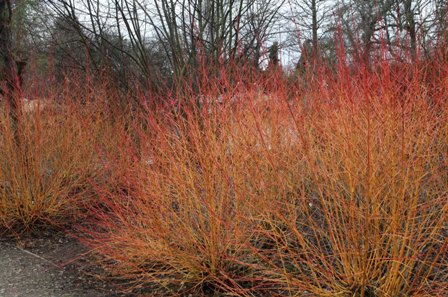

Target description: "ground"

left=0, top=231, right=128, bottom=297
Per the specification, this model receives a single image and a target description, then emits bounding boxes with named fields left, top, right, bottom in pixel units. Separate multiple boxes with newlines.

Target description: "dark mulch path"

left=0, top=229, right=131, bottom=297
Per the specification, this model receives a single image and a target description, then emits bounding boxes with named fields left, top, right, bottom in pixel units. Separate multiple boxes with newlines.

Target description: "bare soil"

left=0, top=230, right=129, bottom=297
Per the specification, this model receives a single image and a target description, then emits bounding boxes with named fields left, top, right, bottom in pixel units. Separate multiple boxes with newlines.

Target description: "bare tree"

left=1, top=0, right=25, bottom=144
left=140, top=0, right=285, bottom=76
left=389, top=0, right=432, bottom=61
left=434, top=0, right=448, bottom=56
left=336, top=0, right=396, bottom=65
left=288, top=0, right=332, bottom=61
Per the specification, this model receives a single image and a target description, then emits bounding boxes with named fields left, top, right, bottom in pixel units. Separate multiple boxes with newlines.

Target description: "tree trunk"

left=311, top=0, right=318, bottom=60
left=404, top=0, right=417, bottom=61
left=0, top=0, right=22, bottom=145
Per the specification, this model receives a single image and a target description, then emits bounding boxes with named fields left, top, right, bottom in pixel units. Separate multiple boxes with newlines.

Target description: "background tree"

left=337, top=0, right=396, bottom=66
left=268, top=41, right=279, bottom=68
left=5, top=0, right=448, bottom=98
left=1, top=0, right=24, bottom=144
left=288, top=0, right=332, bottom=61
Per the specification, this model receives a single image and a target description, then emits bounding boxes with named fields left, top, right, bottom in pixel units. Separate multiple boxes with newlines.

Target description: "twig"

left=15, top=246, right=61, bottom=269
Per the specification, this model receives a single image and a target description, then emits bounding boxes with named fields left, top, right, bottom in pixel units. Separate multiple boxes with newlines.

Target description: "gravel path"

left=0, top=235, right=125, bottom=297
